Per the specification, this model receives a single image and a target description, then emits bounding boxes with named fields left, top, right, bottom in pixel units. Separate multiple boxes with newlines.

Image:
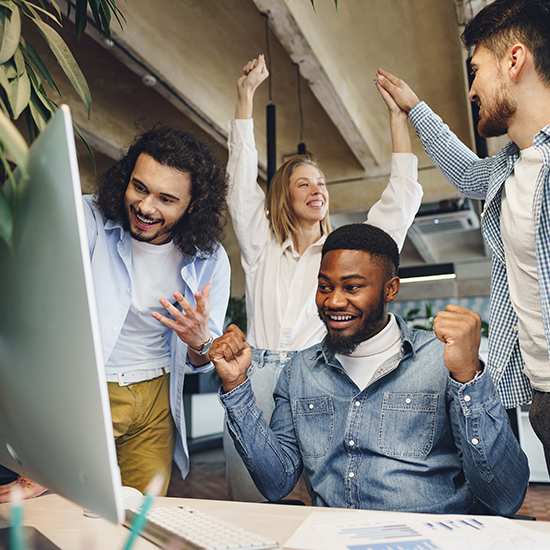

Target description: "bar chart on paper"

left=284, top=512, right=550, bottom=550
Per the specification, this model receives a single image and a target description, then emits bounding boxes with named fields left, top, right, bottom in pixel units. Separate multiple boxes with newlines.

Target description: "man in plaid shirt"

left=377, top=0, right=550, bottom=475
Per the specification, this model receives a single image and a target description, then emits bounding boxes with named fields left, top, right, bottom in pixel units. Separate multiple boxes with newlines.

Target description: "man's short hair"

left=321, top=223, right=399, bottom=279
left=95, top=123, right=227, bottom=257
left=462, top=0, right=550, bottom=85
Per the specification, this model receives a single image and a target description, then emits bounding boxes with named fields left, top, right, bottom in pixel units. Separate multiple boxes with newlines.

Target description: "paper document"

left=283, top=511, right=550, bottom=550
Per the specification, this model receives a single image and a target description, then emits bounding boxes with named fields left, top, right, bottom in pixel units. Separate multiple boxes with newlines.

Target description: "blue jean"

left=223, top=347, right=296, bottom=501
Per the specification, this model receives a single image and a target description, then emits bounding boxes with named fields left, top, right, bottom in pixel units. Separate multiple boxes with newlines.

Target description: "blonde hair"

left=266, top=155, right=332, bottom=245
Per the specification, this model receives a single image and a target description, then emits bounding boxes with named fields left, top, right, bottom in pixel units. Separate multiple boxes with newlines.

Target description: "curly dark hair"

left=462, top=0, right=550, bottom=86
left=95, top=123, right=227, bottom=257
left=322, top=223, right=399, bottom=280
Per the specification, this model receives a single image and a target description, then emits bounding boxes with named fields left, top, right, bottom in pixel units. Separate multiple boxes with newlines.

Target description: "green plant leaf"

left=2, top=56, right=16, bottom=78
left=73, top=121, right=96, bottom=172
left=0, top=4, right=21, bottom=64
left=32, top=18, right=91, bottom=117
left=0, top=107, right=29, bottom=176
left=75, top=0, right=88, bottom=39
left=28, top=95, right=47, bottom=131
left=21, top=2, right=62, bottom=27
left=10, top=55, right=31, bottom=118
left=0, top=63, right=13, bottom=108
left=20, top=37, right=60, bottom=95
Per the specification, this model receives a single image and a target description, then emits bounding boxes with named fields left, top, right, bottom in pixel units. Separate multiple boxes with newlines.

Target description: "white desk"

left=1, top=494, right=549, bottom=549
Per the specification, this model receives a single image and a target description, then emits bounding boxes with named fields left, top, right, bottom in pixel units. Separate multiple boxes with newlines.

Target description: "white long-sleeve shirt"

left=226, top=118, right=422, bottom=351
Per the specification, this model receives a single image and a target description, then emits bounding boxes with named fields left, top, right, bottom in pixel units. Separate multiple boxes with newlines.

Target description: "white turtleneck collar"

left=336, top=314, right=402, bottom=390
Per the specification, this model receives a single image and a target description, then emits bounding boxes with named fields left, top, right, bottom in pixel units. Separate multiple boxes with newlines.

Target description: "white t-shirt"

left=106, top=238, right=183, bottom=373
left=501, top=145, right=550, bottom=391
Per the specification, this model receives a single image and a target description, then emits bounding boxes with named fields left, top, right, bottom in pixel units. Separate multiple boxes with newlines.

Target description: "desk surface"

left=1, top=494, right=549, bottom=550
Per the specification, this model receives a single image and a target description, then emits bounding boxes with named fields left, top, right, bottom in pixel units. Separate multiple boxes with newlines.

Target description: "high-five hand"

left=376, top=68, right=421, bottom=113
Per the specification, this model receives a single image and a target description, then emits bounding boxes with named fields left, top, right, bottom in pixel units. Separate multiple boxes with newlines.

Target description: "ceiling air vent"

left=410, top=199, right=480, bottom=236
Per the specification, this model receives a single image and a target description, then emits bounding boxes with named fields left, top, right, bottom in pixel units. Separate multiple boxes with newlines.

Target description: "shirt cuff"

left=391, top=152, right=418, bottom=178
left=219, top=377, right=256, bottom=414
left=408, top=101, right=430, bottom=125
left=449, top=365, right=496, bottom=415
left=228, top=118, right=255, bottom=145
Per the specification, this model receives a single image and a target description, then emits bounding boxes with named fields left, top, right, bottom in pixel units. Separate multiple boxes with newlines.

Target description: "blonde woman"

left=224, top=55, right=422, bottom=501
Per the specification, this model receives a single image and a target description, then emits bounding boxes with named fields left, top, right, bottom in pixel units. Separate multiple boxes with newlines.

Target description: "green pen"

left=121, top=475, right=164, bottom=550
left=10, top=485, right=27, bottom=550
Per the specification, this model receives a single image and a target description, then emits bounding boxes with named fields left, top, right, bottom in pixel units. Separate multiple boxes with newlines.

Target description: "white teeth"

left=330, top=315, right=353, bottom=321
left=136, top=213, right=158, bottom=226
left=308, top=201, right=323, bottom=207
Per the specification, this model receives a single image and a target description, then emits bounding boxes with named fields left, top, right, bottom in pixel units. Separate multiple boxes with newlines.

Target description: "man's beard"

left=127, top=208, right=178, bottom=244
left=477, top=86, right=517, bottom=138
left=322, top=290, right=386, bottom=356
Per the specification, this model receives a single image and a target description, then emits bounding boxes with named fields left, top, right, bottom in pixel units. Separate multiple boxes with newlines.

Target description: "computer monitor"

left=0, top=106, right=124, bottom=524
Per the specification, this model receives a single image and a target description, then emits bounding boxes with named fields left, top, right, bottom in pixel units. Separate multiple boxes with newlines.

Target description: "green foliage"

left=405, top=302, right=434, bottom=331
left=225, top=295, right=247, bottom=336
left=0, top=0, right=124, bottom=250
left=297, top=1, right=338, bottom=11
left=404, top=301, right=489, bottom=338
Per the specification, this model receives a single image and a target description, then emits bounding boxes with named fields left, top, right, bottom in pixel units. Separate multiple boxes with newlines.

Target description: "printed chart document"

left=283, top=511, right=550, bottom=550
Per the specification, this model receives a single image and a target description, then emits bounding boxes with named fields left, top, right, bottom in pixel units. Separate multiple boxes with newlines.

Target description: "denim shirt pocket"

left=379, top=392, right=438, bottom=458
left=293, top=396, right=334, bottom=458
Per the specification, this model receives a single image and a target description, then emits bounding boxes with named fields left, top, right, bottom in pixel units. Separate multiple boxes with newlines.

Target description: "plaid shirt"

left=409, top=101, right=550, bottom=408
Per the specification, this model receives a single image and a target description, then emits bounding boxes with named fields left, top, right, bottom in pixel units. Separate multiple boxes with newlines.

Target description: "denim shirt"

left=409, top=101, right=550, bottom=408
left=220, top=316, right=529, bottom=515
left=82, top=196, right=231, bottom=477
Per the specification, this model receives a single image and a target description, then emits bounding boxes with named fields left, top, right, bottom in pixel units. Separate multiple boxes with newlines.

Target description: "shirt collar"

left=281, top=233, right=327, bottom=256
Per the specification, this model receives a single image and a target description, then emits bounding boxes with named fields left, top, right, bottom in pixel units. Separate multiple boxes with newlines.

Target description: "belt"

left=105, top=367, right=170, bottom=387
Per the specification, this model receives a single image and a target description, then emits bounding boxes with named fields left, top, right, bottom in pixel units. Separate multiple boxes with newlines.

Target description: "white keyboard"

left=125, top=505, right=279, bottom=550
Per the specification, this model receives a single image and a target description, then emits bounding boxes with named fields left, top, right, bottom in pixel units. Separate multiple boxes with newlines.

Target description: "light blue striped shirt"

left=409, top=101, right=550, bottom=408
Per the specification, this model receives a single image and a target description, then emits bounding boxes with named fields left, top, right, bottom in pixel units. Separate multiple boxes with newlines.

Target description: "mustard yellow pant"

left=108, top=374, right=175, bottom=495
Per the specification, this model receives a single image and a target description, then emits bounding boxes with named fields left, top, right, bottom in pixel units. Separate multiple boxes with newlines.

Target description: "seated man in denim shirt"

left=210, top=223, right=529, bottom=515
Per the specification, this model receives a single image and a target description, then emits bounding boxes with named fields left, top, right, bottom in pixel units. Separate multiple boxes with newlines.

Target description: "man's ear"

left=385, top=276, right=400, bottom=304
left=508, top=43, right=529, bottom=82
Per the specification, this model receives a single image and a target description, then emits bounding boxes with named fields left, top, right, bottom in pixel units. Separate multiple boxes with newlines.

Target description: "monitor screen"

left=0, top=106, right=124, bottom=524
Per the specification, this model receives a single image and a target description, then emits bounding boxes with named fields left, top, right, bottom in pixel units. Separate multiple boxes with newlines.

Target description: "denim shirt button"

left=464, top=395, right=471, bottom=402
left=355, top=401, right=360, bottom=407
left=309, top=404, right=314, bottom=409
left=348, top=472, right=355, bottom=478
left=471, top=438, right=479, bottom=445
left=405, top=398, right=411, bottom=404
left=349, top=440, right=355, bottom=446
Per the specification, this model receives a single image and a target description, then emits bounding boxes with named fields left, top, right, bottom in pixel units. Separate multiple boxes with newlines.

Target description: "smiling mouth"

left=325, top=312, right=357, bottom=329
left=133, top=209, right=161, bottom=229
left=307, top=200, right=324, bottom=208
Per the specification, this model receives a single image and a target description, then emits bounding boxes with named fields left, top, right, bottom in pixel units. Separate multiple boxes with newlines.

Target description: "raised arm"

left=376, top=77, right=412, bottom=153
left=227, top=56, right=273, bottom=269
left=365, top=75, right=423, bottom=251
left=377, top=68, right=492, bottom=199
left=434, top=305, right=530, bottom=516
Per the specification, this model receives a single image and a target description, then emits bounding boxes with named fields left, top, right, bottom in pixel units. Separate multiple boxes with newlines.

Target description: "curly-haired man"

left=83, top=124, right=230, bottom=494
